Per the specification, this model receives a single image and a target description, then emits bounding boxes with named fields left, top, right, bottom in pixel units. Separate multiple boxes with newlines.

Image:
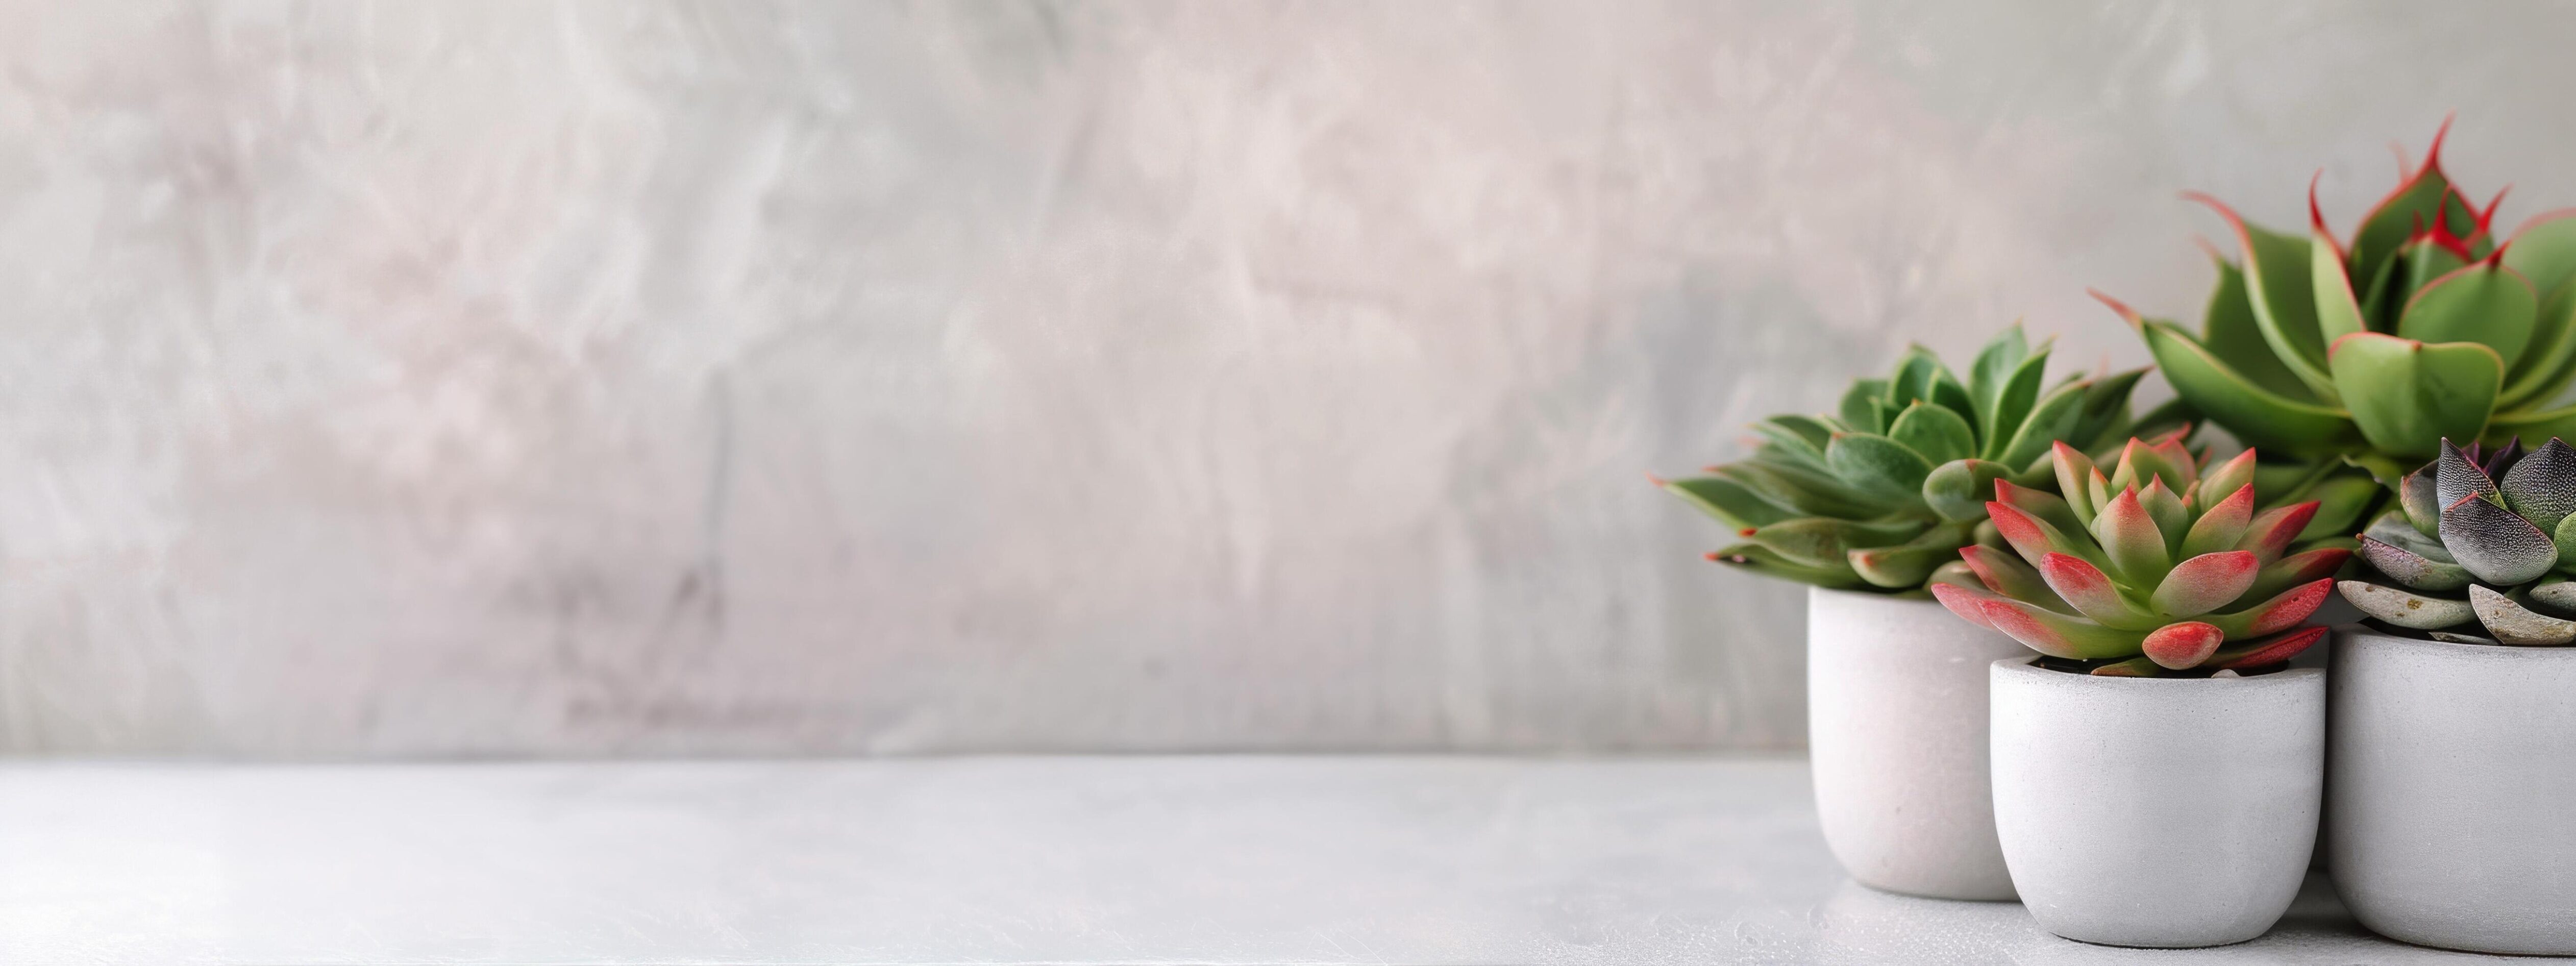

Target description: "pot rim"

left=2340, top=624, right=2576, bottom=660
left=1990, top=655, right=2323, bottom=689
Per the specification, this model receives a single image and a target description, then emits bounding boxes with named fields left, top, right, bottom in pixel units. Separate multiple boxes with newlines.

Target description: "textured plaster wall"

left=5, top=2, right=2574, bottom=755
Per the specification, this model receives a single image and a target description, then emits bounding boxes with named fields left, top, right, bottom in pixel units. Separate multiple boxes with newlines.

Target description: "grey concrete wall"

left=3, top=1, right=2570, bottom=755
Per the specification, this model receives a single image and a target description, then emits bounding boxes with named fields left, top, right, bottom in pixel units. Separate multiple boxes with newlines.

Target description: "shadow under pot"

left=2329, top=628, right=2576, bottom=955
left=1807, top=587, right=2023, bottom=901
left=1990, top=658, right=2321, bottom=947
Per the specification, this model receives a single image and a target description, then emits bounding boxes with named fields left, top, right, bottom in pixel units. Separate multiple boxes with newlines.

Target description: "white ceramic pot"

left=1990, top=658, right=2322, bottom=947
left=1807, top=587, right=2023, bottom=900
left=2329, top=628, right=2576, bottom=954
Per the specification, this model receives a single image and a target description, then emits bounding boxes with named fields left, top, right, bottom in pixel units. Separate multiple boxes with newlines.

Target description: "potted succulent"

left=2107, top=121, right=2576, bottom=475
left=1657, top=325, right=2169, bottom=900
left=2329, top=438, right=2576, bottom=955
left=1929, top=438, right=2340, bottom=947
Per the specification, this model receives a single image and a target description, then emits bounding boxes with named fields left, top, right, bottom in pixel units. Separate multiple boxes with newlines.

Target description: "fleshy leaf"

left=2339, top=580, right=2476, bottom=629
left=1928, top=580, right=2001, bottom=629
left=2528, top=578, right=2576, bottom=613
left=2311, top=216, right=2368, bottom=345
left=1958, top=544, right=2071, bottom=611
left=1992, top=379, right=2089, bottom=472
left=2094, top=488, right=2172, bottom=585
left=2142, top=621, right=2225, bottom=670
left=1922, top=459, right=2015, bottom=523
left=2500, top=284, right=2576, bottom=410
left=2196, top=452, right=2259, bottom=513
left=2469, top=584, right=2576, bottom=646
left=1839, top=379, right=1891, bottom=433
left=2202, top=579, right=2334, bottom=638
left=1994, top=479, right=2087, bottom=536
left=2179, top=484, right=2257, bottom=558
left=2357, top=535, right=2470, bottom=592
left=2438, top=491, right=2560, bottom=585
left=2189, top=193, right=2335, bottom=399
left=1706, top=544, right=1870, bottom=589
left=2051, top=441, right=2104, bottom=525
left=2139, top=478, right=2189, bottom=550
left=2397, top=260, right=2539, bottom=364
left=2246, top=546, right=2353, bottom=602
left=2296, top=474, right=2384, bottom=541
left=1889, top=401, right=1976, bottom=467
left=2499, top=437, right=2576, bottom=534
left=2037, top=552, right=2161, bottom=629
left=2350, top=123, right=2471, bottom=295
left=2151, top=551, right=2260, bottom=618
left=1847, top=522, right=1976, bottom=589
left=2235, top=501, right=2321, bottom=565
left=2327, top=333, right=2504, bottom=462
left=2399, top=463, right=2442, bottom=536
left=1976, top=598, right=2149, bottom=660
left=2111, top=300, right=2355, bottom=457
left=1825, top=433, right=1937, bottom=507
left=1986, top=500, right=2104, bottom=571
left=2198, top=256, right=2317, bottom=400
left=2209, top=626, right=2330, bottom=670
left=1663, top=475, right=1798, bottom=531
left=2437, top=437, right=2501, bottom=509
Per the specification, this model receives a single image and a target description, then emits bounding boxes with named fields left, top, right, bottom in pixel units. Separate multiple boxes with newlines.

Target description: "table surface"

left=0, top=756, right=2542, bottom=964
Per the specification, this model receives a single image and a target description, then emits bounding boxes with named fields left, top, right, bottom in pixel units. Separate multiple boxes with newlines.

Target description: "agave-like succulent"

left=2104, top=121, right=2576, bottom=476
left=1928, top=437, right=2346, bottom=676
left=1662, top=325, right=2164, bottom=590
left=2339, top=437, right=2576, bottom=645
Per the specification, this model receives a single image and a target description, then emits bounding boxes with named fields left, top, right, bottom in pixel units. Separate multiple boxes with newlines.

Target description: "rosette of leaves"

left=2339, top=437, right=2576, bottom=645
left=2102, top=121, right=2576, bottom=476
left=1661, top=325, right=2165, bottom=591
left=1928, top=437, right=2348, bottom=676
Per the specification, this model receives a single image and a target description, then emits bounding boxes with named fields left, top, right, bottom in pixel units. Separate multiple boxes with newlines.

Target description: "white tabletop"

left=0, top=756, right=2533, bottom=964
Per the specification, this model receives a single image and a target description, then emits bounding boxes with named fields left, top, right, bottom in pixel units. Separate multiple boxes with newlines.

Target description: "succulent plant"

left=2338, top=437, right=2576, bottom=645
left=1928, top=436, right=2346, bottom=676
left=2104, top=120, right=2576, bottom=477
left=1661, top=325, right=2169, bottom=590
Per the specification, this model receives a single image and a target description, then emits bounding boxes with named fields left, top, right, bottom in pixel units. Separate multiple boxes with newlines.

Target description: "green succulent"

left=2339, top=437, right=2576, bottom=646
left=1929, top=438, right=2343, bottom=677
left=1660, top=324, right=2168, bottom=591
left=2107, top=121, right=2576, bottom=480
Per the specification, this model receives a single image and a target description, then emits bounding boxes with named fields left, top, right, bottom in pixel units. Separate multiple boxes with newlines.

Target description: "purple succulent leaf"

left=2437, top=438, right=2500, bottom=510
left=2438, top=491, right=2560, bottom=585
left=2358, top=536, right=2472, bottom=591
left=2399, top=464, right=2442, bottom=538
left=2500, top=437, right=2576, bottom=534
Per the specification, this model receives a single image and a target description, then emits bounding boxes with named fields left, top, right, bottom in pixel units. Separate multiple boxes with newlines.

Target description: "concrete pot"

left=1991, top=658, right=2322, bottom=947
left=2329, top=628, right=2576, bottom=955
left=1806, top=587, right=2022, bottom=900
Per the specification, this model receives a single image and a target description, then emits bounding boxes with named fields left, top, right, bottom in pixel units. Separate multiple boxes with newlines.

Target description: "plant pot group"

left=1808, top=588, right=2576, bottom=953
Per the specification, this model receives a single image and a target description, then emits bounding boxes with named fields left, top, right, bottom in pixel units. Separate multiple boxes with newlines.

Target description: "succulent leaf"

left=1993, top=479, right=2087, bottom=536
left=1847, top=521, right=1976, bottom=589
left=2501, top=281, right=2576, bottom=409
left=1705, top=543, right=1872, bottom=589
left=2399, top=462, right=2442, bottom=536
left=2037, top=552, right=2163, bottom=629
left=2235, top=501, right=2322, bottom=565
left=2437, top=437, right=2503, bottom=507
left=1993, top=380, right=2090, bottom=472
left=2209, top=626, right=2331, bottom=670
left=1975, top=598, right=2150, bottom=660
left=2328, top=333, right=2504, bottom=461
left=2142, top=621, right=2226, bottom=670
left=2180, top=484, right=2257, bottom=558
left=2051, top=441, right=2103, bottom=525
left=2189, top=192, right=2337, bottom=399
left=2201, top=578, right=2334, bottom=638
left=2397, top=260, right=2539, bottom=364
left=2357, top=535, right=2471, bottom=592
left=2139, top=478, right=2190, bottom=550
left=2339, top=579, right=2477, bottom=628
left=2247, top=546, right=2354, bottom=602
left=2197, top=257, right=2319, bottom=399
left=2528, top=578, right=2576, bottom=613
left=2094, top=488, right=2173, bottom=585
left=1662, top=475, right=1799, bottom=531
left=2294, top=473, right=2384, bottom=542
left=1825, top=433, right=1938, bottom=507
left=2109, top=298, right=2354, bottom=456
left=1988, top=500, right=2104, bottom=572
left=2312, top=220, right=2369, bottom=345
left=2468, top=584, right=2576, bottom=646
left=2151, top=551, right=2261, bottom=618
left=2437, top=491, right=2560, bottom=585
left=1958, top=544, right=2072, bottom=611
left=1922, top=459, right=2016, bottom=523
left=2197, top=452, right=2260, bottom=513
left=1887, top=402, right=1977, bottom=467
left=2349, top=123, right=2469, bottom=291
left=1969, top=328, right=2047, bottom=460
left=2499, top=437, right=2576, bottom=533
left=1927, top=579, right=2002, bottom=629
left=1839, top=379, right=1892, bottom=433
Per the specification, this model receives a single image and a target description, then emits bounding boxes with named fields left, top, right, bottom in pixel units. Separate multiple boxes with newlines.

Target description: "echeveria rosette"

left=1928, top=437, right=2346, bottom=676
left=1662, top=325, right=2173, bottom=591
left=2338, top=437, right=2576, bottom=646
left=2103, top=120, right=2576, bottom=478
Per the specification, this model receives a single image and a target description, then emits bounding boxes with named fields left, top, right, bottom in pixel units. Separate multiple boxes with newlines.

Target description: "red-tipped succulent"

left=1928, top=437, right=2347, bottom=676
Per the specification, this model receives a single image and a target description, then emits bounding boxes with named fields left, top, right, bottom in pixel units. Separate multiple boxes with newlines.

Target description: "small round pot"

left=1990, top=658, right=2322, bottom=947
left=1807, top=587, right=2023, bottom=900
left=2329, top=628, right=2576, bottom=955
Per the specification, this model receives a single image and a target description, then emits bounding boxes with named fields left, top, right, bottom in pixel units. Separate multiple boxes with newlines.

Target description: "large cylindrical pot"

left=1991, top=659, right=2322, bottom=947
left=1807, top=587, right=2023, bottom=900
left=2329, top=628, right=2576, bottom=954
